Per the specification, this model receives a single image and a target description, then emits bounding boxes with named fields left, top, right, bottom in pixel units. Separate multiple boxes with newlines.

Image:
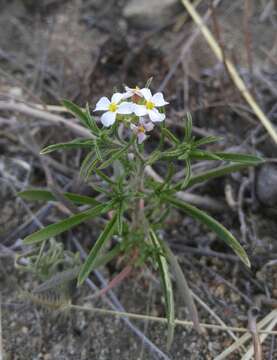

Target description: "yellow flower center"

left=135, top=86, right=140, bottom=91
left=138, top=126, right=145, bottom=133
left=108, top=102, right=118, bottom=112
left=145, top=101, right=155, bottom=110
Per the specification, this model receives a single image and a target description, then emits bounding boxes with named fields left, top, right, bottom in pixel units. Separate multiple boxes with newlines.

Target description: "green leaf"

left=85, top=103, right=100, bottom=134
left=213, top=152, right=263, bottom=165
left=94, top=167, right=115, bottom=185
left=98, top=144, right=130, bottom=170
left=193, top=135, right=222, bottom=147
left=80, top=151, right=97, bottom=179
left=78, top=213, right=118, bottom=285
left=145, top=77, right=153, bottom=88
left=190, top=150, right=263, bottom=164
left=161, top=128, right=180, bottom=144
left=18, top=189, right=99, bottom=206
left=40, top=138, right=95, bottom=155
left=94, top=139, right=103, bottom=161
left=162, top=194, right=250, bottom=267
left=185, top=163, right=248, bottom=188
left=180, top=159, right=191, bottom=189
left=161, top=240, right=201, bottom=333
left=92, top=241, right=123, bottom=269
left=62, top=99, right=91, bottom=130
left=190, top=149, right=223, bottom=161
left=150, top=229, right=175, bottom=349
left=161, top=147, right=184, bottom=159
left=184, top=112, right=193, bottom=141
left=146, top=150, right=161, bottom=166
left=116, top=202, right=124, bottom=234
left=23, top=202, right=112, bottom=245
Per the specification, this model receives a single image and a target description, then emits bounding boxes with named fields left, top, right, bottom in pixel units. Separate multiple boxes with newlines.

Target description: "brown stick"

left=92, top=264, right=133, bottom=299
left=248, top=307, right=263, bottom=360
left=0, top=100, right=92, bottom=138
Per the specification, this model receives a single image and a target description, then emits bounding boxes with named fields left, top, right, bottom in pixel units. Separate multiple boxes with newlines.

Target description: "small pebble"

left=256, top=164, right=277, bottom=207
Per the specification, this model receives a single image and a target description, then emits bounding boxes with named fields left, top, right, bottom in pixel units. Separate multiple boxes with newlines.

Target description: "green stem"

left=129, top=141, right=148, bottom=234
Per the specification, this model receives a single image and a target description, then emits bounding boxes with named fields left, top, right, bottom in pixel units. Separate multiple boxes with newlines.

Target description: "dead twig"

left=215, top=310, right=277, bottom=360
left=158, top=0, right=223, bottom=92
left=70, top=304, right=277, bottom=335
left=0, top=100, right=90, bottom=138
left=180, top=0, right=277, bottom=144
left=237, top=177, right=251, bottom=245
left=247, top=307, right=263, bottom=360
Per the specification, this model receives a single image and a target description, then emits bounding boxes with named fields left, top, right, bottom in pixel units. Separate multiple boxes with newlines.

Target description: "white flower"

left=94, top=93, right=133, bottom=127
left=130, top=117, right=154, bottom=144
left=133, top=88, right=168, bottom=123
left=122, top=86, right=144, bottom=100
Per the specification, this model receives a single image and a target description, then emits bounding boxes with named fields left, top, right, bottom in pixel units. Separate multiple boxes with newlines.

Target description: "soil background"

left=0, top=0, right=277, bottom=359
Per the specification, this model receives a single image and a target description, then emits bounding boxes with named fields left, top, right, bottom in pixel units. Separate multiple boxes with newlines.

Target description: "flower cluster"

left=94, top=86, right=169, bottom=143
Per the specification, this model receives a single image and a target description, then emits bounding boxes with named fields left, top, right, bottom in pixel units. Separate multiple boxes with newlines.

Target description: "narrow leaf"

left=190, top=149, right=223, bottom=161
left=193, top=135, right=222, bottom=146
left=62, top=99, right=90, bottom=129
left=186, top=163, right=248, bottom=188
left=94, top=139, right=103, bottom=161
left=181, top=159, right=191, bottom=189
left=145, top=77, right=153, bottom=88
left=163, top=195, right=250, bottom=267
left=162, top=128, right=180, bottom=144
left=80, top=151, right=97, bottom=179
left=23, top=202, right=112, bottom=245
left=78, top=213, right=118, bottom=285
left=213, top=152, right=263, bottom=165
left=98, top=144, right=130, bottom=170
left=146, top=150, right=161, bottom=166
left=40, top=139, right=94, bottom=155
left=150, top=229, right=175, bottom=349
left=191, top=150, right=263, bottom=164
left=184, top=112, right=193, bottom=141
left=161, top=240, right=201, bottom=333
left=85, top=103, right=100, bottom=134
left=117, top=202, right=124, bottom=234
left=18, top=189, right=99, bottom=206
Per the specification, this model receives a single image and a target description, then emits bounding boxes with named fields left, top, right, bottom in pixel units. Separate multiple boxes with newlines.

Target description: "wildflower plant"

left=19, top=80, right=262, bottom=347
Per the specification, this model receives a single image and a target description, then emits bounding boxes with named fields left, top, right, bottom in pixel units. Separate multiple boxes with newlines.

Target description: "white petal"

left=152, top=92, right=169, bottom=107
left=122, top=91, right=132, bottom=99
left=139, top=117, right=147, bottom=125
left=134, top=104, right=148, bottom=116
left=125, top=86, right=132, bottom=92
left=139, top=117, right=154, bottom=131
left=111, top=92, right=124, bottom=104
left=140, top=88, right=152, bottom=101
left=137, top=132, right=147, bottom=144
left=101, top=111, right=116, bottom=127
left=117, top=102, right=134, bottom=114
left=144, top=122, right=154, bottom=132
left=148, top=109, right=165, bottom=122
left=130, top=123, right=138, bottom=132
left=94, top=97, right=110, bottom=111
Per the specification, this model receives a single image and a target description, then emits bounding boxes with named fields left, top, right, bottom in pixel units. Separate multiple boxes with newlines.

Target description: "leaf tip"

left=40, top=147, right=50, bottom=155
left=77, top=273, right=85, bottom=287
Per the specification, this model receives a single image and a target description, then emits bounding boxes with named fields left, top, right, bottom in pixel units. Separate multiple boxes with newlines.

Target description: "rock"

left=123, top=0, right=180, bottom=29
left=256, top=164, right=277, bottom=207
